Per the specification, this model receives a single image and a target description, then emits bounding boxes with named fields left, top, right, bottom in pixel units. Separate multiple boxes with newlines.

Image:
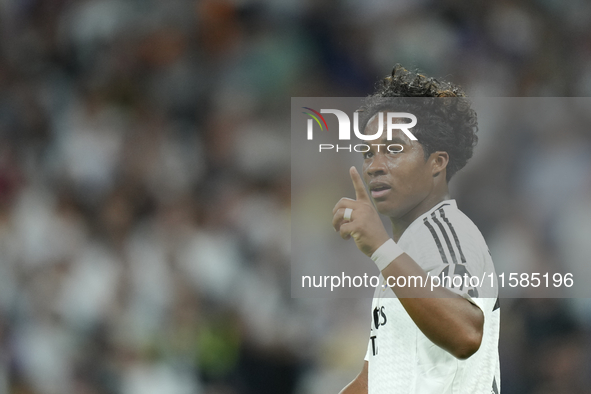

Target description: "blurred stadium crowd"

left=1, top=0, right=591, bottom=393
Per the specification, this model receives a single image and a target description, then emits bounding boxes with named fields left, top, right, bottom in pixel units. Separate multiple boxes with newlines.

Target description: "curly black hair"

left=358, top=65, right=478, bottom=181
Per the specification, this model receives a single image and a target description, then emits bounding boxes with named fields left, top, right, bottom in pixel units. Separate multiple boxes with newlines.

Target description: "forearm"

left=381, top=253, right=484, bottom=359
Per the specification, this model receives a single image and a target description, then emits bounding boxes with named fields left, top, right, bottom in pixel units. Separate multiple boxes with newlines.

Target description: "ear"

left=430, top=151, right=449, bottom=178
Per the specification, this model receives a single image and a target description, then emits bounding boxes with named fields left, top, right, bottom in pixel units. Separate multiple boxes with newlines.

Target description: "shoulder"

left=401, top=200, right=490, bottom=271
left=434, top=202, right=486, bottom=246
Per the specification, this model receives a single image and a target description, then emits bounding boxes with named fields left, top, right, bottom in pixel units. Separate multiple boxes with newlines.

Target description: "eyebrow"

left=366, top=136, right=409, bottom=145
left=360, top=137, right=410, bottom=156
left=363, top=137, right=408, bottom=145
left=387, top=137, right=409, bottom=145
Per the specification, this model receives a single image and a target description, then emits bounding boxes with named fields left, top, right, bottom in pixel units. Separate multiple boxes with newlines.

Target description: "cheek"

left=397, top=161, right=432, bottom=193
left=362, top=163, right=370, bottom=182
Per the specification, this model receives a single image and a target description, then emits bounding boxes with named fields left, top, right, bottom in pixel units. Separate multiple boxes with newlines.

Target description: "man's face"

left=361, top=113, right=435, bottom=219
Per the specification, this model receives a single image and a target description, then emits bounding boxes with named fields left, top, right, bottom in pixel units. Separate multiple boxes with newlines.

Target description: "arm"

left=333, top=167, right=484, bottom=360
left=339, top=361, right=368, bottom=394
left=381, top=254, right=483, bottom=359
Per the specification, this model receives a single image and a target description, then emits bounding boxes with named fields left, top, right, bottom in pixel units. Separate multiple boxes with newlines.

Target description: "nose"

left=366, top=152, right=387, bottom=177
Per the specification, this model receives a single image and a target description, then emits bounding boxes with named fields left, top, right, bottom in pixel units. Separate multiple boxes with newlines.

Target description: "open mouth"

left=370, top=185, right=392, bottom=199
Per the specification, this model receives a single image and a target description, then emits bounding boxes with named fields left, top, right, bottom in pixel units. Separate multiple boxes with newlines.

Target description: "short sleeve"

left=364, top=336, right=371, bottom=361
left=418, top=210, right=498, bottom=300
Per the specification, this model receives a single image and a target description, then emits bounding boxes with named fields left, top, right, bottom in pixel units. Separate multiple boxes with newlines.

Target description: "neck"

left=390, top=190, right=450, bottom=242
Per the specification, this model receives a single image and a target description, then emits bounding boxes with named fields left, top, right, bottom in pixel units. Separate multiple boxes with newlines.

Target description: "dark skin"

left=333, top=114, right=484, bottom=394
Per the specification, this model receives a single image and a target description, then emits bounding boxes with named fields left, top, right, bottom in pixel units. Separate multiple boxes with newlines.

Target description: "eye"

left=387, top=144, right=404, bottom=154
left=363, top=151, right=374, bottom=159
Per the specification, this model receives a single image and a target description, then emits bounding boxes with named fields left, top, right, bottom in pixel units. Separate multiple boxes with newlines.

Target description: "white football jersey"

left=364, top=200, right=500, bottom=394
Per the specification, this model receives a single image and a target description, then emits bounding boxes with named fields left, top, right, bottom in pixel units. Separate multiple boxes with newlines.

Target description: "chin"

left=374, top=201, right=397, bottom=217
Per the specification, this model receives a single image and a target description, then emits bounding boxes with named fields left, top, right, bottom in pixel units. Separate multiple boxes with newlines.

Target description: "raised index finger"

left=350, top=166, right=370, bottom=202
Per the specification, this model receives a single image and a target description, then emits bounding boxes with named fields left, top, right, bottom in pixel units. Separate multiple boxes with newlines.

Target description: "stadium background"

left=1, top=0, right=591, bottom=393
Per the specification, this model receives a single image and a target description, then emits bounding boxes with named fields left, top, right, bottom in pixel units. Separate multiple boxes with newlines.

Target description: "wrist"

left=370, top=239, right=404, bottom=271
